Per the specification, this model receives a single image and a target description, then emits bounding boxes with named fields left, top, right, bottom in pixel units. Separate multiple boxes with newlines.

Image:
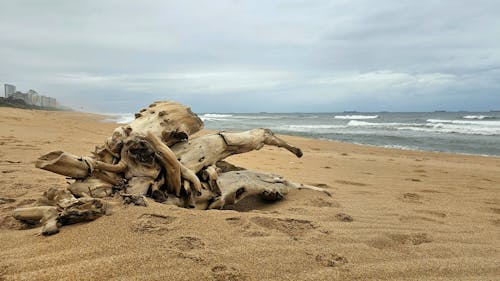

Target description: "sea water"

left=110, top=112, right=500, bottom=156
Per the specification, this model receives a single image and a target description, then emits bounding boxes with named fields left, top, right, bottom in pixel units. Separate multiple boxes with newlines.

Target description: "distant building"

left=41, top=96, right=51, bottom=107
left=10, top=91, right=29, bottom=103
left=2, top=83, right=60, bottom=109
left=27, top=89, right=41, bottom=106
left=4, top=84, right=16, bottom=98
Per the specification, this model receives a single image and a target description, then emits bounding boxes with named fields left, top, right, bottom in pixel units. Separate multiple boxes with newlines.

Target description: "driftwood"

left=13, top=101, right=330, bottom=235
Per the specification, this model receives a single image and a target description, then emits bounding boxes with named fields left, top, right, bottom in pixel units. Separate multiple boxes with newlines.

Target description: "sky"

left=1, top=0, right=499, bottom=113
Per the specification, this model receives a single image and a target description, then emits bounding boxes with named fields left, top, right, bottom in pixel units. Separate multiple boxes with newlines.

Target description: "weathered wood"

left=13, top=206, right=60, bottom=235
left=35, top=151, right=91, bottom=179
left=172, top=128, right=303, bottom=173
left=146, top=131, right=182, bottom=196
left=207, top=170, right=330, bottom=209
left=14, top=101, right=331, bottom=235
left=102, top=101, right=203, bottom=157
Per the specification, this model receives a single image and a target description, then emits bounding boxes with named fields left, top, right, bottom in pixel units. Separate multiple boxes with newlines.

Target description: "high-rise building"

left=4, top=84, right=16, bottom=98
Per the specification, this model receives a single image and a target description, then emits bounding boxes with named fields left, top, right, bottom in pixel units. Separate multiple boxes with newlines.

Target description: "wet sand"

left=0, top=107, right=499, bottom=280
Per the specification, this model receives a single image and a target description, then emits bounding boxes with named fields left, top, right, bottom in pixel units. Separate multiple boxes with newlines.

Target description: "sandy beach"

left=0, top=107, right=499, bottom=281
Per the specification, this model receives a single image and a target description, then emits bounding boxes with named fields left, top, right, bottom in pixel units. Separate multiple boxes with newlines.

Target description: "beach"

left=0, top=107, right=499, bottom=280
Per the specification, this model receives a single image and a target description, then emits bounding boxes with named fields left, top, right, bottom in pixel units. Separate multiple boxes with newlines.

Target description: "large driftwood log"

left=14, top=101, right=330, bottom=235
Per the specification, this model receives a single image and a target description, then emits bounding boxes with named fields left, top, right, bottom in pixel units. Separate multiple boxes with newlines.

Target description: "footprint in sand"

left=130, top=213, right=177, bottom=234
left=211, top=265, right=246, bottom=281
left=314, top=253, right=348, bottom=268
left=175, top=252, right=206, bottom=263
left=335, top=213, right=353, bottom=222
left=367, top=232, right=432, bottom=249
left=306, top=197, right=340, bottom=208
left=387, top=233, right=432, bottom=245
left=225, top=217, right=269, bottom=237
left=250, top=217, right=315, bottom=239
left=400, top=193, right=422, bottom=203
left=170, top=236, right=205, bottom=251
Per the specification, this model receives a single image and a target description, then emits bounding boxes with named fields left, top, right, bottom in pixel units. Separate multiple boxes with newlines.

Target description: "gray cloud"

left=1, top=0, right=499, bottom=113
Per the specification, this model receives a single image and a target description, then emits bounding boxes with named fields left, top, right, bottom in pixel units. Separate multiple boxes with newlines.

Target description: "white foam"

left=347, top=120, right=419, bottom=127
left=399, top=123, right=500, bottom=136
left=201, top=113, right=233, bottom=118
left=427, top=119, right=500, bottom=126
left=463, top=115, right=493, bottom=120
left=334, top=115, right=379, bottom=120
left=278, top=124, right=346, bottom=132
left=102, top=113, right=135, bottom=124
left=382, top=144, right=415, bottom=150
left=200, top=113, right=233, bottom=121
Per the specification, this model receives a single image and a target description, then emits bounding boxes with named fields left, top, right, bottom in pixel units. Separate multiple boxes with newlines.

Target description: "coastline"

left=1, top=107, right=499, bottom=280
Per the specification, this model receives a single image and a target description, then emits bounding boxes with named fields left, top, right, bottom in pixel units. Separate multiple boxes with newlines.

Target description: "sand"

left=0, top=107, right=499, bottom=281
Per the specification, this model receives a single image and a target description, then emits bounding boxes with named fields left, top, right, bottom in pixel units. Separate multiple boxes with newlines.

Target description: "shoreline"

left=77, top=108, right=500, bottom=158
left=98, top=111, right=500, bottom=158
left=3, top=106, right=497, bottom=159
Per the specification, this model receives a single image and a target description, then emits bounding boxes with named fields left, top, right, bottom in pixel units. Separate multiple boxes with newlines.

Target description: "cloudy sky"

left=1, top=0, right=499, bottom=113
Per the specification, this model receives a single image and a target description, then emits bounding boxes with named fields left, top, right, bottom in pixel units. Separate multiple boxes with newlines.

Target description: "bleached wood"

left=15, top=101, right=330, bottom=235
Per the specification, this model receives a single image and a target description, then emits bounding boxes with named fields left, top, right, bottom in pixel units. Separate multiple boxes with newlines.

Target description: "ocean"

left=109, top=111, right=500, bottom=157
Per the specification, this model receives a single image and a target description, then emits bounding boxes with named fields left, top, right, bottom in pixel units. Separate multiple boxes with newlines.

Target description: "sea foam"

left=200, top=113, right=233, bottom=121
left=347, top=120, right=415, bottom=127
left=398, top=120, right=500, bottom=136
left=427, top=119, right=500, bottom=126
left=279, top=124, right=347, bottom=132
left=462, top=115, right=494, bottom=120
left=101, top=113, right=135, bottom=124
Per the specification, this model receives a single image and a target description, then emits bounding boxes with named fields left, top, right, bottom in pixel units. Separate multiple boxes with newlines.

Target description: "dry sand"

left=0, top=107, right=499, bottom=281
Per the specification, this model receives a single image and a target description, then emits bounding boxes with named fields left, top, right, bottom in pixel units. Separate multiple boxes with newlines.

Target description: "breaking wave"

left=427, top=119, right=500, bottom=126
left=200, top=113, right=233, bottom=121
left=394, top=119, right=500, bottom=136
left=462, top=115, right=495, bottom=120
left=347, top=120, right=416, bottom=127
left=101, top=113, right=135, bottom=124
left=399, top=124, right=500, bottom=136
left=278, top=124, right=347, bottom=132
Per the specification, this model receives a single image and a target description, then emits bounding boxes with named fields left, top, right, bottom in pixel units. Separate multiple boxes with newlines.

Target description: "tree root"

left=14, top=101, right=333, bottom=235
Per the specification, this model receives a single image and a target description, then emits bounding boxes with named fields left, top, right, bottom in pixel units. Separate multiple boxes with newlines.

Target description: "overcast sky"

left=1, top=0, right=499, bottom=113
